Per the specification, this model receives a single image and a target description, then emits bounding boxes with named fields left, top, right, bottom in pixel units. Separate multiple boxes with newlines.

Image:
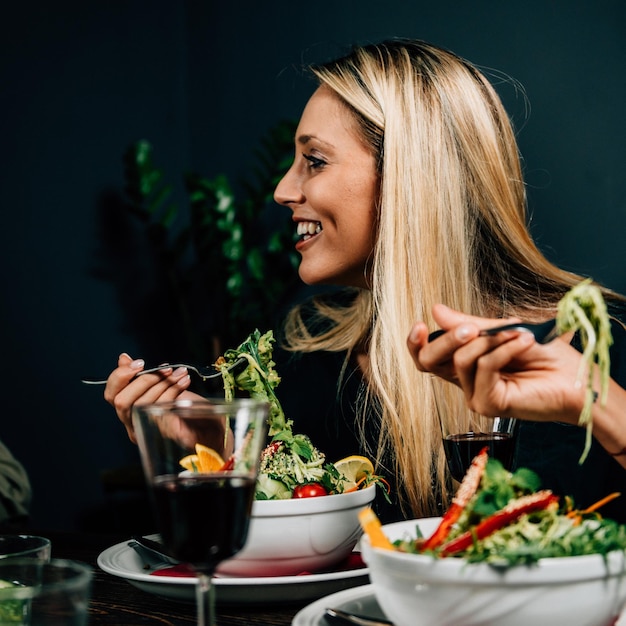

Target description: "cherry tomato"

left=292, top=483, right=328, bottom=498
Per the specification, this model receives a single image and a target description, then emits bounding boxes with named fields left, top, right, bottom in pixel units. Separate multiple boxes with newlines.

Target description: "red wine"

left=443, top=432, right=516, bottom=482
left=152, top=474, right=255, bottom=573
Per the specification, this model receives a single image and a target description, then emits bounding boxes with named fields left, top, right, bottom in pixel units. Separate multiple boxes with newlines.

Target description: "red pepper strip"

left=421, top=447, right=489, bottom=551
left=221, top=431, right=257, bottom=471
left=219, top=456, right=235, bottom=471
left=439, top=490, right=559, bottom=556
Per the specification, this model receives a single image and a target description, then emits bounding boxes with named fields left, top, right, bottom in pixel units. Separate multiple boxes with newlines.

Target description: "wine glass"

left=132, top=398, right=269, bottom=626
left=441, top=416, right=518, bottom=482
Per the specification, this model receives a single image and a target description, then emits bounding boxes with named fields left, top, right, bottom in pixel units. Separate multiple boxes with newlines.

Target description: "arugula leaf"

left=510, top=467, right=542, bottom=493
left=460, top=460, right=542, bottom=522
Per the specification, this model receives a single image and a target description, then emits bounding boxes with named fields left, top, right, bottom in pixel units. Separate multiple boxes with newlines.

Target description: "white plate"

left=97, top=539, right=369, bottom=605
left=292, top=584, right=387, bottom=625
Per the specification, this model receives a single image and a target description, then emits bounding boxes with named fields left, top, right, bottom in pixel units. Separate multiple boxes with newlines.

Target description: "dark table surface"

left=27, top=529, right=317, bottom=625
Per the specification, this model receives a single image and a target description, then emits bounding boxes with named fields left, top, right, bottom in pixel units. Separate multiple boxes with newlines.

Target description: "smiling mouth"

left=297, top=220, right=322, bottom=242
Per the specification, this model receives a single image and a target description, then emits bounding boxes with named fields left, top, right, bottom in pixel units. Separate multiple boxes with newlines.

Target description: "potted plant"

left=121, top=119, right=300, bottom=364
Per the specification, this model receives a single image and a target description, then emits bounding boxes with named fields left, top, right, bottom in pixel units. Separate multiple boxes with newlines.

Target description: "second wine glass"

left=132, top=398, right=269, bottom=626
left=441, top=416, right=518, bottom=482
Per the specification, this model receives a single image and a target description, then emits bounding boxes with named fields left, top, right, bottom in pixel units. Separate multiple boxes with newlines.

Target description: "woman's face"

left=274, top=86, right=379, bottom=289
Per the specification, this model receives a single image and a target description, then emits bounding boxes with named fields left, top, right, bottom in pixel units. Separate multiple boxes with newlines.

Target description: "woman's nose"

left=274, top=165, right=303, bottom=208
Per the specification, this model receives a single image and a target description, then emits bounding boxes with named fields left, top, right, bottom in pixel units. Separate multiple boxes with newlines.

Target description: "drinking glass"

left=0, top=536, right=51, bottom=563
left=0, top=558, right=92, bottom=625
left=132, top=398, right=269, bottom=626
left=441, top=416, right=518, bottom=482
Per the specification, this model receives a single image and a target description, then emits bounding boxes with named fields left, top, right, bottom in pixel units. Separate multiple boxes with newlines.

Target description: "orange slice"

left=179, top=454, right=200, bottom=472
left=358, top=507, right=393, bottom=550
left=195, top=444, right=225, bottom=472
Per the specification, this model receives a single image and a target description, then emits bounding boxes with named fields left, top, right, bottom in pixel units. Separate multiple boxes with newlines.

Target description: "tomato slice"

left=292, top=483, right=328, bottom=498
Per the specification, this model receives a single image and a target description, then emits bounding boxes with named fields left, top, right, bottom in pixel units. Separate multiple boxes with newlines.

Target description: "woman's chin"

left=298, top=272, right=339, bottom=287
left=298, top=263, right=368, bottom=289
left=297, top=267, right=326, bottom=286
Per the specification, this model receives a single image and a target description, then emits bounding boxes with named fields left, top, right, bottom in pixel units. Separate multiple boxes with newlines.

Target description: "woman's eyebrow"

left=296, top=133, right=334, bottom=149
left=296, top=133, right=314, bottom=145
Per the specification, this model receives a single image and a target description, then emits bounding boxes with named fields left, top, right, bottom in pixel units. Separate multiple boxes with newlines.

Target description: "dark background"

left=1, top=0, right=625, bottom=531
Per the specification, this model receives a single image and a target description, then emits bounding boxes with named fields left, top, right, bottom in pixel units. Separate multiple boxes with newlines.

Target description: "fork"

left=80, top=357, right=247, bottom=385
left=129, top=536, right=179, bottom=565
left=324, top=608, right=394, bottom=626
left=428, top=318, right=558, bottom=344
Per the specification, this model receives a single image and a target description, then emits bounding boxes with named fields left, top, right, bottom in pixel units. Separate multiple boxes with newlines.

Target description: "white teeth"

left=297, top=221, right=322, bottom=237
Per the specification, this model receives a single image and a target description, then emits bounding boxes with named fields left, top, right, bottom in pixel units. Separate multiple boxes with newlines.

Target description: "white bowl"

left=217, top=484, right=376, bottom=577
left=361, top=517, right=626, bottom=626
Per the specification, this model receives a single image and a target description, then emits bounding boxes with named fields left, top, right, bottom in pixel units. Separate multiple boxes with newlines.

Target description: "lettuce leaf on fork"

left=213, top=329, right=287, bottom=436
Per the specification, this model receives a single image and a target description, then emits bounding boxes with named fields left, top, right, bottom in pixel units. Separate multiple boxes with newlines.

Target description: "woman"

left=105, top=39, right=626, bottom=522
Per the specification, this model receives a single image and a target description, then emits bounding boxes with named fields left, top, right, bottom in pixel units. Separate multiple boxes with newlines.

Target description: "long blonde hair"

left=283, top=39, right=612, bottom=516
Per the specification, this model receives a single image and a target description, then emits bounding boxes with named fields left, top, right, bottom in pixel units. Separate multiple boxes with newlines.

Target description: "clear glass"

left=0, top=536, right=51, bottom=563
left=441, top=416, right=518, bottom=482
left=0, top=558, right=92, bottom=625
left=132, top=398, right=269, bottom=626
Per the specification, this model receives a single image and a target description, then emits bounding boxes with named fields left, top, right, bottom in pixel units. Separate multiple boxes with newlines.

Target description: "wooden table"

left=25, top=530, right=308, bottom=625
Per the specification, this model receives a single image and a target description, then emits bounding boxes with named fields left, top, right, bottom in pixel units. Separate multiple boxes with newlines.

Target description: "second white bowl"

left=217, top=484, right=376, bottom=577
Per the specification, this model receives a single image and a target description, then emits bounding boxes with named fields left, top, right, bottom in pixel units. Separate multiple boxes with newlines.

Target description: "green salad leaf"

left=455, top=460, right=541, bottom=526
left=215, top=329, right=287, bottom=435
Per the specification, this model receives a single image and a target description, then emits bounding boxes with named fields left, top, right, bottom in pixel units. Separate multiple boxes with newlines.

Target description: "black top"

left=272, top=311, right=626, bottom=524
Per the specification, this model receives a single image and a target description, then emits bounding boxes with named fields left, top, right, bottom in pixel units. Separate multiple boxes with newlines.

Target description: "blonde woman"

left=105, top=39, right=626, bottom=522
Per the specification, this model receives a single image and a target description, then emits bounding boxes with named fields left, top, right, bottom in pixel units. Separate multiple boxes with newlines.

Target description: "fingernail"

left=173, top=367, right=188, bottom=377
left=409, top=324, right=420, bottom=344
left=130, top=359, right=145, bottom=369
left=455, top=325, right=472, bottom=341
left=177, top=375, right=191, bottom=387
left=519, top=332, right=535, bottom=345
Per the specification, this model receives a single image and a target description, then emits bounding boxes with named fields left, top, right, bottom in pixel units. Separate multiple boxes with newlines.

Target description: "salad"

left=360, top=447, right=625, bottom=566
left=186, top=329, right=388, bottom=500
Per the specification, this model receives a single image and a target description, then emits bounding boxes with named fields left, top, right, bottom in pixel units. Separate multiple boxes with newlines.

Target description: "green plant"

left=122, top=119, right=300, bottom=362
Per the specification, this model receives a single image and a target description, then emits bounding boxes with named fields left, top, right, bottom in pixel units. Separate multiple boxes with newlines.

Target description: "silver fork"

left=428, top=318, right=558, bottom=344
left=324, top=608, right=394, bottom=626
left=80, top=357, right=247, bottom=385
left=129, top=536, right=179, bottom=565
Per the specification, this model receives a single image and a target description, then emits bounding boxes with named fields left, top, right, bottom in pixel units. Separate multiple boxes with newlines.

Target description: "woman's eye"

left=303, top=154, right=326, bottom=170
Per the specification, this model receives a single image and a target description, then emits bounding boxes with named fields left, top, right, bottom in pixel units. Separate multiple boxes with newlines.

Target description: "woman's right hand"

left=104, top=353, right=195, bottom=443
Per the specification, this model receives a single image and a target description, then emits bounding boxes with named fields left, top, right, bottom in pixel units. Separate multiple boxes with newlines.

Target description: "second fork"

left=428, top=318, right=558, bottom=344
